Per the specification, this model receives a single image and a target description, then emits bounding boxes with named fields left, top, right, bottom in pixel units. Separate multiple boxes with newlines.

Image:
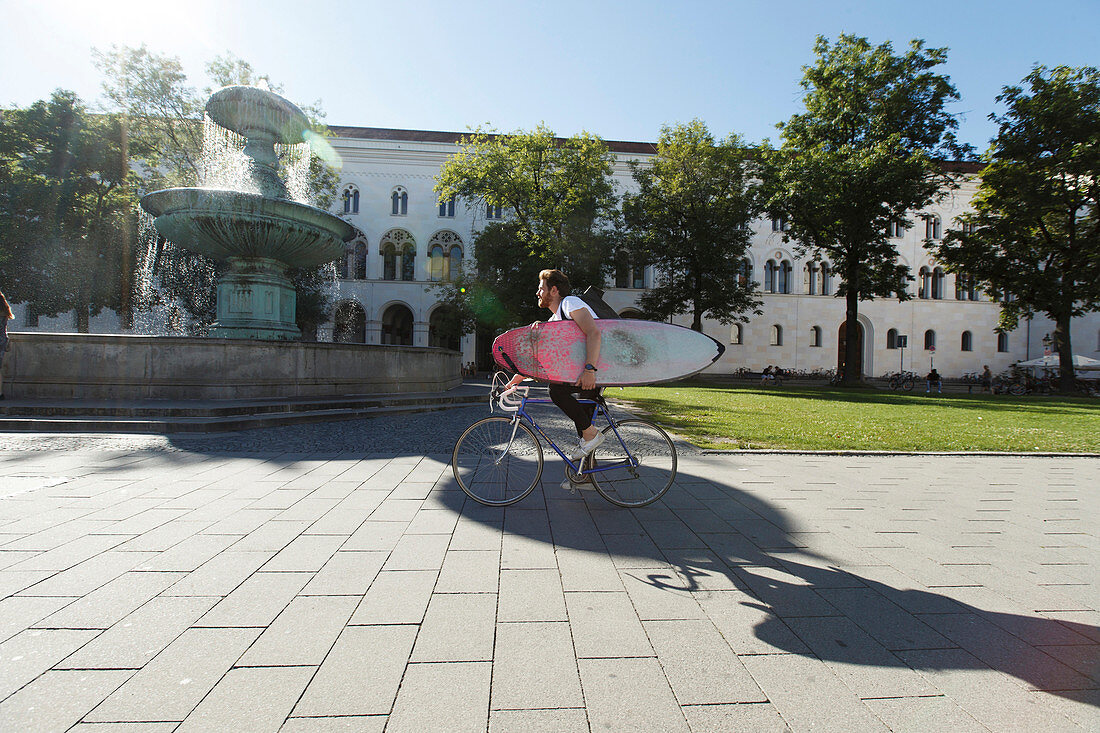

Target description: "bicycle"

left=887, top=371, right=916, bottom=391
left=451, top=372, right=677, bottom=508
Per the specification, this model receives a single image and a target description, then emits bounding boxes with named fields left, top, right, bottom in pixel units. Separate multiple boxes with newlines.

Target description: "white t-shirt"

left=550, top=295, right=598, bottom=323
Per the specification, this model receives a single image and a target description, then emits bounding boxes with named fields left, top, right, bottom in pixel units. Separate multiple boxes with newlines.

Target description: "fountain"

left=140, top=85, right=356, bottom=340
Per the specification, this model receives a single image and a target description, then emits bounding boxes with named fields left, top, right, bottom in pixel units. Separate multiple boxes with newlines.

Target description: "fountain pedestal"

left=214, top=257, right=299, bottom=340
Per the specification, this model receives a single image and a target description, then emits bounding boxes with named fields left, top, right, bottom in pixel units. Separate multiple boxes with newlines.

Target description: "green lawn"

left=614, top=382, right=1100, bottom=452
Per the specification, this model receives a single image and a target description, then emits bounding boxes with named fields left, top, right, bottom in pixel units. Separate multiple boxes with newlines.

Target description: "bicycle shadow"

left=438, top=461, right=1099, bottom=708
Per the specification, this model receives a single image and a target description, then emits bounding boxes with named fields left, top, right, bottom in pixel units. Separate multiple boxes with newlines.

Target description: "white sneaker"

left=569, top=431, right=605, bottom=461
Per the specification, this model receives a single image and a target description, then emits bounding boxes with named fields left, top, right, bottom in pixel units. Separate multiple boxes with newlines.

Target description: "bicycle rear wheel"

left=452, top=417, right=543, bottom=506
left=589, top=419, right=677, bottom=508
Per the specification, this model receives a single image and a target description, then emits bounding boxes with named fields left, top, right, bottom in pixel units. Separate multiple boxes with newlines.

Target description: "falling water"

left=198, top=115, right=256, bottom=193
left=130, top=210, right=216, bottom=336
left=279, top=141, right=313, bottom=205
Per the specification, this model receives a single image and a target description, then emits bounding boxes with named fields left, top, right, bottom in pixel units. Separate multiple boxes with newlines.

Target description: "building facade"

left=8, top=125, right=1099, bottom=379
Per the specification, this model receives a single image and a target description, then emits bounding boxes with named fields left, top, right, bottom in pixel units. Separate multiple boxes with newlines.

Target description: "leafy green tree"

left=763, top=35, right=966, bottom=384
left=0, top=90, right=135, bottom=331
left=620, top=120, right=762, bottom=331
left=935, top=66, right=1100, bottom=392
left=435, top=125, right=618, bottom=329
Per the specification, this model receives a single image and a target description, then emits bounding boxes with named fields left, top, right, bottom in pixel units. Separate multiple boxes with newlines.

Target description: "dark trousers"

left=548, top=383, right=600, bottom=436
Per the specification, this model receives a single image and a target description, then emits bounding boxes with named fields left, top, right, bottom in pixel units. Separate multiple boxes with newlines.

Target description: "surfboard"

left=492, top=319, right=726, bottom=386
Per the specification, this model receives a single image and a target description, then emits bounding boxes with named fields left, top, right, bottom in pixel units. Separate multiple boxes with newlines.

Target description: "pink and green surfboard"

left=492, top=320, right=726, bottom=386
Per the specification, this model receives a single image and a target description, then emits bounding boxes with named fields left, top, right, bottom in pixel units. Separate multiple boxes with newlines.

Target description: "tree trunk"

left=843, top=286, right=860, bottom=387
left=691, top=305, right=702, bottom=332
left=1053, top=313, right=1075, bottom=393
left=75, top=306, right=90, bottom=334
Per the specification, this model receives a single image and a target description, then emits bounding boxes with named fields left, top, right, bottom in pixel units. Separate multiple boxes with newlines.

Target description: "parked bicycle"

left=886, top=370, right=916, bottom=391
left=451, top=373, right=677, bottom=508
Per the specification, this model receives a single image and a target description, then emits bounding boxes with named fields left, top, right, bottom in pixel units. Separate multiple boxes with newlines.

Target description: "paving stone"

left=489, top=708, right=589, bottom=733
left=58, top=595, right=218, bottom=669
left=200, top=509, right=280, bottom=536
left=196, top=571, right=311, bottom=627
left=17, top=549, right=154, bottom=596
left=643, top=619, right=766, bottom=704
left=436, top=549, right=500, bottom=593
left=863, top=695, right=987, bottom=733
left=555, top=547, right=623, bottom=591
left=231, top=520, right=312, bottom=552
left=161, top=550, right=275, bottom=596
left=301, top=550, right=387, bottom=595
left=280, top=715, right=387, bottom=732
left=342, top=520, right=408, bottom=551
left=405, top=508, right=460, bottom=534
left=500, top=533, right=557, bottom=569
left=498, top=568, right=567, bottom=622
left=238, top=595, right=358, bottom=666
left=293, top=625, right=417, bottom=716
left=9, top=533, right=131, bottom=572
left=492, top=621, right=583, bottom=709
left=0, top=669, right=134, bottom=732
left=680, top=702, right=791, bottom=732
left=387, top=661, right=491, bottom=732
left=411, top=592, right=496, bottom=662
left=449, top=518, right=503, bottom=551
left=39, top=571, right=183, bottom=629
left=0, top=627, right=98, bottom=699
left=84, top=627, right=260, bottom=722
left=382, top=533, right=451, bottom=571
left=578, top=657, right=690, bottom=732
left=619, top=569, right=706, bottom=620
left=564, top=591, right=652, bottom=658
left=814, top=586, right=954, bottom=651
left=259, top=534, right=346, bottom=572
left=740, top=653, right=889, bottom=731
left=176, top=665, right=314, bottom=732
left=133, top=533, right=239, bottom=572
left=349, top=569, right=438, bottom=625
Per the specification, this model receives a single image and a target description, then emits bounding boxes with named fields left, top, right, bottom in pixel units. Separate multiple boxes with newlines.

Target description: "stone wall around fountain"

left=5, top=333, right=462, bottom=400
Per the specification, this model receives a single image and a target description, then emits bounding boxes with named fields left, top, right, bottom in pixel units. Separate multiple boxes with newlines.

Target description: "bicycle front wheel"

left=452, top=417, right=543, bottom=506
left=590, top=419, right=677, bottom=508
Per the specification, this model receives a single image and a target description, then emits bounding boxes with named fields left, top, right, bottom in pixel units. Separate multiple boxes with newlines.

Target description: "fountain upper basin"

left=206, top=85, right=310, bottom=143
left=141, top=188, right=356, bottom=268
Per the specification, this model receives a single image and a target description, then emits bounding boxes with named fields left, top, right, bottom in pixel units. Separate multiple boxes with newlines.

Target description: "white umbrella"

left=1015, top=354, right=1100, bottom=370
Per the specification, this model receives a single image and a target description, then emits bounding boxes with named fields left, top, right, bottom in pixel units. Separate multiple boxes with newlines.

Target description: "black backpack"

left=573, top=286, right=620, bottom=319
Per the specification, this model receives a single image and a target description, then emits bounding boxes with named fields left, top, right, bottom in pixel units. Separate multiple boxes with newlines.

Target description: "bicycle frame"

left=499, top=392, right=638, bottom=477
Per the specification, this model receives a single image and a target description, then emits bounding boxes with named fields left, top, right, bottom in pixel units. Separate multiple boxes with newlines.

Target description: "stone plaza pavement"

left=0, top=412, right=1097, bottom=731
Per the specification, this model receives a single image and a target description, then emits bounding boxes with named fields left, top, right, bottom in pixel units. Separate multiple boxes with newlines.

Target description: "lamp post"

left=1042, top=333, right=1052, bottom=357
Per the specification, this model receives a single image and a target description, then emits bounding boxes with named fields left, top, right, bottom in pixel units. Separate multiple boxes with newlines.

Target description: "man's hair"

left=539, top=269, right=571, bottom=297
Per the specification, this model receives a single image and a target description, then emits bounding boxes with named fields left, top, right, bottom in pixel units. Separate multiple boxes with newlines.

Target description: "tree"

left=435, top=125, right=618, bottom=329
left=0, top=90, right=135, bottom=331
left=94, top=45, right=341, bottom=337
left=935, top=66, right=1100, bottom=392
left=620, top=120, right=762, bottom=331
left=763, top=35, right=966, bottom=385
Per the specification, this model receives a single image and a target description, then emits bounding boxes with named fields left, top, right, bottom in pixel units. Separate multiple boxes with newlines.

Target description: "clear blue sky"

left=2, top=0, right=1097, bottom=150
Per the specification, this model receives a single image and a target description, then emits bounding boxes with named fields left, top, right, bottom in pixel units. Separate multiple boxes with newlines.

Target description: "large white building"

left=320, top=126, right=1098, bottom=379
left=10, top=125, right=1098, bottom=379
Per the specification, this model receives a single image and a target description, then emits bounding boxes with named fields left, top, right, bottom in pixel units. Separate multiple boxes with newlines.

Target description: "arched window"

left=961, top=330, right=973, bottom=351
left=932, top=267, right=945, bottom=299
left=737, top=258, right=754, bottom=288
left=429, top=306, right=461, bottom=351
left=810, top=325, right=822, bottom=347
left=381, top=230, right=414, bottom=281
left=334, top=300, right=366, bottom=343
left=806, top=263, right=817, bottom=295
left=771, top=216, right=788, bottom=232
left=771, top=324, right=783, bottom=346
left=778, top=260, right=793, bottom=294
left=924, top=330, right=936, bottom=350
left=888, top=220, right=904, bottom=238
left=438, top=195, right=455, bottom=218
left=887, top=328, right=898, bottom=349
left=997, top=332, right=1009, bottom=353
left=382, top=244, right=397, bottom=281
left=381, top=303, right=414, bottom=346
left=918, top=267, right=931, bottom=299
left=427, top=230, right=463, bottom=282
left=731, top=324, right=743, bottom=345
left=391, top=186, right=408, bottom=216
left=341, top=184, right=360, bottom=214
left=353, top=238, right=367, bottom=280
left=764, top=260, right=777, bottom=293
left=486, top=202, right=502, bottom=219
left=820, top=262, right=831, bottom=295
left=925, top=215, right=942, bottom=240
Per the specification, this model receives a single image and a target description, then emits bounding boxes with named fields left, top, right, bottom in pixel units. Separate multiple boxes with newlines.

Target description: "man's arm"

left=570, top=308, right=602, bottom=390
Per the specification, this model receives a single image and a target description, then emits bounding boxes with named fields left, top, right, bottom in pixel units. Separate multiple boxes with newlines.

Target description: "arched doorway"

left=334, top=301, right=366, bottom=343
left=428, top=306, right=461, bottom=351
left=381, top=303, right=414, bottom=345
left=838, top=320, right=864, bottom=378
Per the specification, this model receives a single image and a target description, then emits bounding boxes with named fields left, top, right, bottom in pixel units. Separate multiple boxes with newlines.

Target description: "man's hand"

left=576, top=368, right=597, bottom=391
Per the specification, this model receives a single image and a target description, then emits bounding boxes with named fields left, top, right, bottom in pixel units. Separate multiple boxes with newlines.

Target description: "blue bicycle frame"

left=508, top=394, right=638, bottom=477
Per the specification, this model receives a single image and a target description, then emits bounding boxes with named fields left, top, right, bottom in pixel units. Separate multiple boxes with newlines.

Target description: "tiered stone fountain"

left=141, top=85, right=356, bottom=340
